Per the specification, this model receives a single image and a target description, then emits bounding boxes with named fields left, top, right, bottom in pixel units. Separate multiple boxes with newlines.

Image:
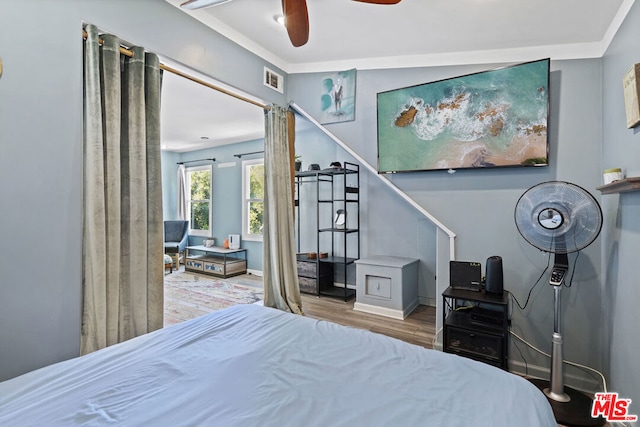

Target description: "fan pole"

left=545, top=252, right=570, bottom=402
left=546, top=284, right=570, bottom=402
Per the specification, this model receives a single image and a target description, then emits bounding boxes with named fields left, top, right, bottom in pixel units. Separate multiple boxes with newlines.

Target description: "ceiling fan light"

left=180, top=0, right=232, bottom=10
left=273, top=14, right=286, bottom=27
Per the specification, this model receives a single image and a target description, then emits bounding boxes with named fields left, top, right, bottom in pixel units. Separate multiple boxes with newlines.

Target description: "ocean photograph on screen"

left=377, top=59, right=549, bottom=173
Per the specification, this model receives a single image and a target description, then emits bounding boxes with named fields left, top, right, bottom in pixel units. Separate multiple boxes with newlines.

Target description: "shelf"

left=318, top=227, right=359, bottom=233
left=318, top=199, right=358, bottom=203
left=445, top=343, right=502, bottom=366
left=297, top=253, right=319, bottom=262
left=295, top=167, right=358, bottom=178
left=445, top=310, right=505, bottom=335
left=442, top=287, right=509, bottom=306
left=320, top=256, right=358, bottom=265
left=596, top=177, right=640, bottom=194
left=295, top=161, right=360, bottom=302
left=320, top=286, right=356, bottom=300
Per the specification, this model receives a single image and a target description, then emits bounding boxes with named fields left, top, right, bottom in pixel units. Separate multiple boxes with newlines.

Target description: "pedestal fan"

left=514, top=180, right=604, bottom=427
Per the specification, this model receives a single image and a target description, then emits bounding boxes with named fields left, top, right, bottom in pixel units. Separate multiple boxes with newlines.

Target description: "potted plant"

left=294, top=154, right=302, bottom=172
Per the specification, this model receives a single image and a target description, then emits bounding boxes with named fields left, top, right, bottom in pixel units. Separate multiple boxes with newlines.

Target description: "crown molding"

left=166, top=0, right=634, bottom=75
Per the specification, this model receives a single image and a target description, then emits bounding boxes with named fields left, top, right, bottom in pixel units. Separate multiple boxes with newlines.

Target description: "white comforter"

left=0, top=304, right=556, bottom=426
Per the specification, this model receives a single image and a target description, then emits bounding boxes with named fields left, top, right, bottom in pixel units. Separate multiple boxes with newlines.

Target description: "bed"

left=0, top=304, right=556, bottom=426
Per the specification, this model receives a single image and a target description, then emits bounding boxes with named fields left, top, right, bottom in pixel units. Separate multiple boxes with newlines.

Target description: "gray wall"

left=0, top=0, right=284, bottom=381
left=602, top=0, right=640, bottom=408
left=289, top=59, right=606, bottom=390
left=161, top=150, right=181, bottom=220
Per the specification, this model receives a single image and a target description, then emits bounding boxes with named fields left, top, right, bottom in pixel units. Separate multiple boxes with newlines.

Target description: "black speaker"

left=485, top=256, right=503, bottom=294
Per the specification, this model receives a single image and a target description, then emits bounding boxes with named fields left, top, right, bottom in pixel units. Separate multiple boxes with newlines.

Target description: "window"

left=242, top=159, right=264, bottom=241
left=186, top=165, right=212, bottom=237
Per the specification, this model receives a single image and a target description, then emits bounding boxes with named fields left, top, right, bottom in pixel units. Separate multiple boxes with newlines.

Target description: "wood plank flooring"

left=301, top=293, right=437, bottom=349
left=224, top=272, right=437, bottom=349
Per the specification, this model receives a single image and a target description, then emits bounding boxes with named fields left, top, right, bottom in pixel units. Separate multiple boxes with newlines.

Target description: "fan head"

left=514, top=181, right=602, bottom=254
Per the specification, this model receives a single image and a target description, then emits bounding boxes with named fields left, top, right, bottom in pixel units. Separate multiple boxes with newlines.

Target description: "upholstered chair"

left=164, top=220, right=189, bottom=268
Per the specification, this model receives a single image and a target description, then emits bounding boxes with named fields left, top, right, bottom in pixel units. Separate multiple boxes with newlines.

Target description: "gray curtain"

left=177, top=164, right=187, bottom=220
left=262, top=105, right=303, bottom=314
left=82, top=24, right=164, bottom=355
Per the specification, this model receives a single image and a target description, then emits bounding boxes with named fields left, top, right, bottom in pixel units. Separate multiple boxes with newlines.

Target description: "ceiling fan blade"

left=180, top=0, right=232, bottom=10
left=352, top=0, right=401, bottom=4
left=282, top=0, right=309, bottom=47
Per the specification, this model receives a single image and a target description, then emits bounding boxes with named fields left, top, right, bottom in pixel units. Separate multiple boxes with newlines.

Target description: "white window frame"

left=242, top=158, right=264, bottom=242
left=185, top=165, right=213, bottom=237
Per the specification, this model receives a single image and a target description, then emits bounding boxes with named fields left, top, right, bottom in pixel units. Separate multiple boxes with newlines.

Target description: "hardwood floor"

left=300, top=293, right=436, bottom=349
left=226, top=272, right=437, bottom=348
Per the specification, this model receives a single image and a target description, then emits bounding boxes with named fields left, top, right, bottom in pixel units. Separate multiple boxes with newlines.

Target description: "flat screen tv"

left=376, top=58, right=550, bottom=173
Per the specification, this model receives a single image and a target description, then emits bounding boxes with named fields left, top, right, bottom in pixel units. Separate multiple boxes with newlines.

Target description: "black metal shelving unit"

left=294, top=162, right=360, bottom=301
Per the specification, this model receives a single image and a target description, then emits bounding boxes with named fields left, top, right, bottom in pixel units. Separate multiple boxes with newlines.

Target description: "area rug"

left=164, top=271, right=263, bottom=326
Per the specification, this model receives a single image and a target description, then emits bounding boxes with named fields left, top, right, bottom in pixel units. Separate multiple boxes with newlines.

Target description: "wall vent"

left=264, top=67, right=284, bottom=93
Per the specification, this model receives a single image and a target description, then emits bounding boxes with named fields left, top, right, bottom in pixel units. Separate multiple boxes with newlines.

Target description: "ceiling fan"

left=180, top=0, right=402, bottom=47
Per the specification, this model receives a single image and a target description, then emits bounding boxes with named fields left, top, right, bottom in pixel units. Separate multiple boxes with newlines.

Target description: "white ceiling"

left=160, top=66, right=266, bottom=153
left=160, top=0, right=634, bottom=152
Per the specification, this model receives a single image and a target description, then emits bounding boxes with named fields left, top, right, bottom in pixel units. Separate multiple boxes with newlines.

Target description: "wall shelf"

left=596, top=177, right=640, bottom=194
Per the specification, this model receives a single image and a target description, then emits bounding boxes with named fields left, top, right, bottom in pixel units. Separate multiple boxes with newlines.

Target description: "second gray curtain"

left=262, top=105, right=303, bottom=314
left=82, top=25, right=164, bottom=355
left=176, top=164, right=187, bottom=220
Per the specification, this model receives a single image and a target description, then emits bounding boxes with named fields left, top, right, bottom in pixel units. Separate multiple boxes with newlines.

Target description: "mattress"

left=0, top=304, right=556, bottom=426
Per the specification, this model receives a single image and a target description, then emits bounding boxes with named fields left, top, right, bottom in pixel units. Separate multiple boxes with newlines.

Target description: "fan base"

left=529, top=379, right=606, bottom=426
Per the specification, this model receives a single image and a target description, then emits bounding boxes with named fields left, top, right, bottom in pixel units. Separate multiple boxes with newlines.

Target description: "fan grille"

left=514, top=181, right=602, bottom=254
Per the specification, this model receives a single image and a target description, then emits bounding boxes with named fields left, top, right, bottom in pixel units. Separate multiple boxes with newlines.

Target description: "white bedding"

left=0, top=304, right=555, bottom=426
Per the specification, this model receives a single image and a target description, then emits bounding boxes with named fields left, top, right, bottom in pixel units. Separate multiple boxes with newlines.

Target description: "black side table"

left=442, top=286, right=509, bottom=370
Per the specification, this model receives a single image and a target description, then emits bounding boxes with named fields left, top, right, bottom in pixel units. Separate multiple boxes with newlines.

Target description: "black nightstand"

left=442, top=286, right=509, bottom=370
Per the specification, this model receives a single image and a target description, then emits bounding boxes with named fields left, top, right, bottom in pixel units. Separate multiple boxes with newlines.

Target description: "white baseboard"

left=246, top=269, right=262, bottom=277
left=424, top=348, right=601, bottom=395
left=508, top=360, right=602, bottom=395
left=420, top=296, right=436, bottom=307
left=353, top=300, right=419, bottom=320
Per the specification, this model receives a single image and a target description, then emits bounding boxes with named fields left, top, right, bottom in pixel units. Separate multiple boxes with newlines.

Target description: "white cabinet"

left=354, top=256, right=419, bottom=319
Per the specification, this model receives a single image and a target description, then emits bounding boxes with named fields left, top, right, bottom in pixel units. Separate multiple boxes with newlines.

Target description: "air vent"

left=264, top=67, right=284, bottom=93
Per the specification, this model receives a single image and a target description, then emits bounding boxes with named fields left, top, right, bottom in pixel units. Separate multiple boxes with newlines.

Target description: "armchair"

left=164, top=220, right=189, bottom=269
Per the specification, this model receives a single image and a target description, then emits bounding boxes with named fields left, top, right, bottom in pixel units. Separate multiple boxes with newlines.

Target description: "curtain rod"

left=233, top=150, right=264, bottom=158
left=177, top=158, right=216, bottom=165
left=82, top=29, right=270, bottom=111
